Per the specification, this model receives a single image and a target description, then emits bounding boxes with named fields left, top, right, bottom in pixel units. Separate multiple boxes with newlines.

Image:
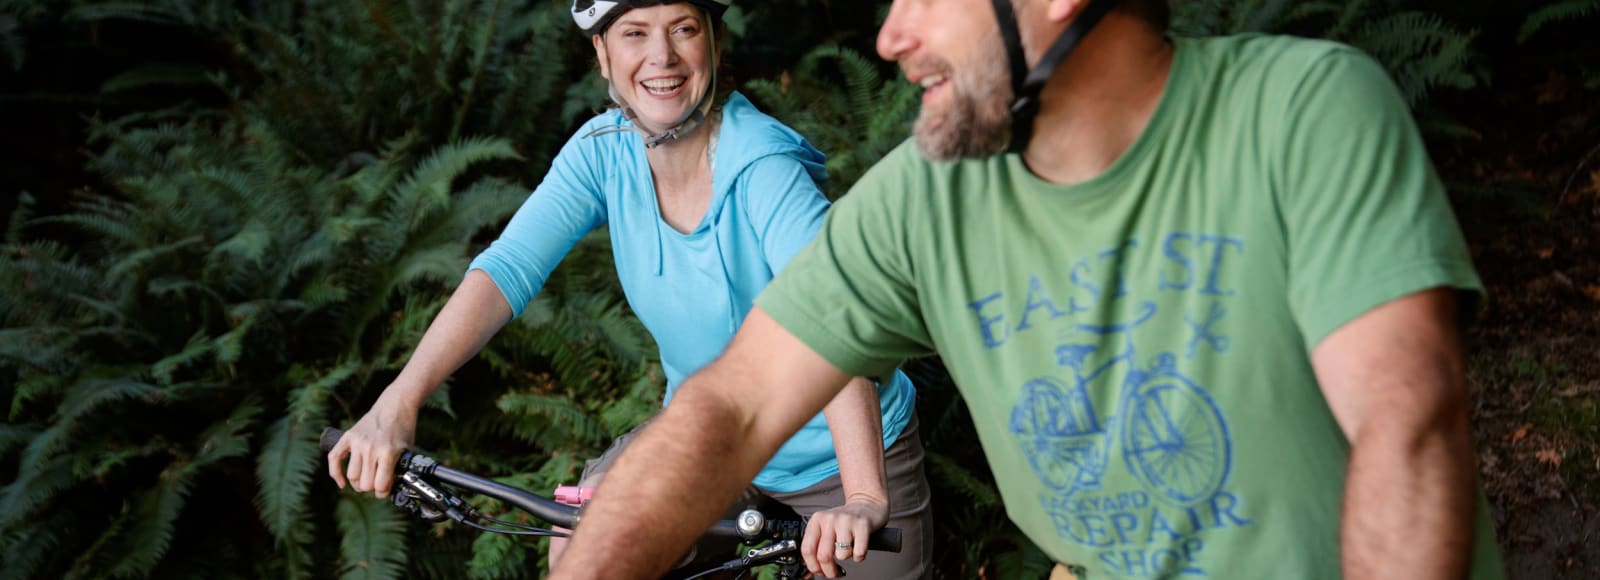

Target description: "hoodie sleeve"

left=467, top=127, right=608, bottom=317
left=737, top=154, right=831, bottom=274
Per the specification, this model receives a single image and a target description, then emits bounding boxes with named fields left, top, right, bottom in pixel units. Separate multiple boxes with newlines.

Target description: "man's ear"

left=1044, top=0, right=1091, bottom=23
left=592, top=34, right=611, bottom=80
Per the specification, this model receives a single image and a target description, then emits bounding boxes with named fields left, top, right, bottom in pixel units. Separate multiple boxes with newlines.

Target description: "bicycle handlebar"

left=320, top=427, right=902, bottom=553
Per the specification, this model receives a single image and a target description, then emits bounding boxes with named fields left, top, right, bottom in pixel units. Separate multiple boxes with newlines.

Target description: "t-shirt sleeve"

left=755, top=143, right=934, bottom=377
left=468, top=129, right=606, bottom=317
left=1276, top=46, right=1483, bottom=348
left=737, top=155, right=830, bottom=274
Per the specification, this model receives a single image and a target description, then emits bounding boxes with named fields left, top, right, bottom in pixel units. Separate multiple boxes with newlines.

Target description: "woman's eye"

left=674, top=26, right=697, bottom=35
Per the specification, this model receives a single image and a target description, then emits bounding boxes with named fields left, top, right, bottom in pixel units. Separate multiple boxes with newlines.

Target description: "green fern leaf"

left=387, top=137, right=522, bottom=232
left=924, top=452, right=1001, bottom=509
left=100, top=63, right=215, bottom=94
left=989, top=537, right=1053, bottom=579
left=1519, top=0, right=1600, bottom=43
left=497, top=391, right=607, bottom=449
left=104, top=465, right=193, bottom=578
left=195, top=399, right=261, bottom=466
left=214, top=311, right=259, bottom=366
left=467, top=528, right=531, bottom=579
left=151, top=330, right=215, bottom=385
left=0, top=454, right=75, bottom=528
left=0, top=511, right=69, bottom=580
left=336, top=495, right=409, bottom=580
left=0, top=423, right=40, bottom=456
left=206, top=219, right=275, bottom=272
left=256, top=415, right=320, bottom=543
left=57, top=378, right=161, bottom=424
left=64, top=2, right=183, bottom=25
left=106, top=234, right=206, bottom=285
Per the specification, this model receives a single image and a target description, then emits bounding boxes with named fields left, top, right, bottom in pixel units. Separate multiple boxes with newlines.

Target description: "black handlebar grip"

left=867, top=527, right=901, bottom=553
left=320, top=427, right=345, bottom=454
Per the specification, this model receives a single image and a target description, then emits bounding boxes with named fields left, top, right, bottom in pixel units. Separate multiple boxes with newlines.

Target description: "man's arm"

left=1312, top=288, right=1477, bottom=579
left=803, top=377, right=889, bottom=578
left=553, top=308, right=853, bottom=579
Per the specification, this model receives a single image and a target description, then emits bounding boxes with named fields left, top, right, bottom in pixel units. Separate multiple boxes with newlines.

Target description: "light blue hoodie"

left=469, top=92, right=915, bottom=492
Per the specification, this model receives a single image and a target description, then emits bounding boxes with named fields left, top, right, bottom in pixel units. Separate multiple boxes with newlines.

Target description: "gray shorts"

left=579, top=414, right=934, bottom=580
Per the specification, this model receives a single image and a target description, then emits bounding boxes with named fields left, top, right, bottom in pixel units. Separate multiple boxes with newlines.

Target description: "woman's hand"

left=800, top=497, right=889, bottom=578
left=326, top=395, right=418, bottom=499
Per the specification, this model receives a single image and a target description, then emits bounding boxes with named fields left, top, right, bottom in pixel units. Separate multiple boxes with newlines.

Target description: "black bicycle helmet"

left=572, top=0, right=731, bottom=37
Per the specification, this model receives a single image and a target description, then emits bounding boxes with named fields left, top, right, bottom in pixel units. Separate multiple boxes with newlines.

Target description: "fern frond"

left=195, top=399, right=262, bottom=466
left=100, top=63, right=215, bottom=94
left=924, top=452, right=1000, bottom=509
left=1519, top=0, right=1600, bottom=43
left=336, top=495, right=409, bottom=580
left=64, top=2, right=184, bottom=25
left=255, top=415, right=320, bottom=547
left=0, top=511, right=70, bottom=580
left=0, top=422, right=41, bottom=456
left=151, top=330, right=215, bottom=385
left=392, top=244, right=471, bottom=291
left=57, top=378, right=161, bottom=424
left=467, top=528, right=531, bottom=579
left=104, top=464, right=194, bottom=578
left=1352, top=12, right=1478, bottom=106
left=5, top=191, right=35, bottom=244
left=213, top=310, right=258, bottom=366
left=497, top=391, right=607, bottom=449
left=988, top=538, right=1053, bottom=580
left=106, top=235, right=206, bottom=285
left=386, top=137, right=522, bottom=232
left=29, top=203, right=140, bottom=247
left=0, top=454, right=75, bottom=528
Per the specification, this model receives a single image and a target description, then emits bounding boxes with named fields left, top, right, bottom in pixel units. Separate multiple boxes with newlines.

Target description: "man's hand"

left=802, top=498, right=889, bottom=578
left=327, top=396, right=418, bottom=499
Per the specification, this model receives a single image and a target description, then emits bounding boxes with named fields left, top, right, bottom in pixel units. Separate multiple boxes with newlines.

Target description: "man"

left=554, top=0, right=1505, bottom=578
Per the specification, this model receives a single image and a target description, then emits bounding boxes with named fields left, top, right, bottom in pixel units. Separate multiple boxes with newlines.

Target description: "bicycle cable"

left=474, top=512, right=567, bottom=536
left=681, top=563, right=742, bottom=580
left=457, top=518, right=567, bottom=537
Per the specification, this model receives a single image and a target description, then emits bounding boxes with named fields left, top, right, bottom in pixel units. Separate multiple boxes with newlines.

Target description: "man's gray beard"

left=913, top=43, right=1014, bottom=161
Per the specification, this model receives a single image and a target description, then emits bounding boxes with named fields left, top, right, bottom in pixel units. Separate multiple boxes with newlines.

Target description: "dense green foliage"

left=1, top=0, right=1581, bottom=578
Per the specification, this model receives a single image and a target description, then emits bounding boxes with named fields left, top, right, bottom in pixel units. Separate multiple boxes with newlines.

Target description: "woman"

left=325, top=1, right=930, bottom=577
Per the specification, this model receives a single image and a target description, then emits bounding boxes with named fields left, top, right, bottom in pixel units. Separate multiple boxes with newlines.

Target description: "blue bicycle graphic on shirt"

left=1009, top=335, right=1232, bottom=506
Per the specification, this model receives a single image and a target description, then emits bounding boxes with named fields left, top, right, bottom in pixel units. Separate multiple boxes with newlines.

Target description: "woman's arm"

left=802, top=377, right=890, bottom=578
left=326, top=270, right=512, bottom=498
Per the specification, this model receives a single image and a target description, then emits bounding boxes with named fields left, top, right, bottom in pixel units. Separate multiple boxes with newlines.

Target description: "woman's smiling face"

left=592, top=3, right=713, bottom=135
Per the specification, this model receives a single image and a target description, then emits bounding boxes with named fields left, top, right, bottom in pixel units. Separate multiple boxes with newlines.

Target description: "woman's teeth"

left=643, top=78, right=685, bottom=95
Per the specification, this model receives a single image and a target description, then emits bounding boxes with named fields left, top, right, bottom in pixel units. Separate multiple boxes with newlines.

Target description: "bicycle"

left=320, top=427, right=901, bottom=579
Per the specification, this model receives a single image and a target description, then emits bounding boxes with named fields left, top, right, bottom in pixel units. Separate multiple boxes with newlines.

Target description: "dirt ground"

left=1443, top=67, right=1600, bottom=579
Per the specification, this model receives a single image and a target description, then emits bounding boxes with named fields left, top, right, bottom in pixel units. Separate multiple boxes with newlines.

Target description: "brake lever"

left=394, top=472, right=462, bottom=523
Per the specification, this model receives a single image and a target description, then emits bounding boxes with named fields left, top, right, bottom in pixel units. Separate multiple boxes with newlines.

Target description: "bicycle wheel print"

left=1120, top=376, right=1231, bottom=506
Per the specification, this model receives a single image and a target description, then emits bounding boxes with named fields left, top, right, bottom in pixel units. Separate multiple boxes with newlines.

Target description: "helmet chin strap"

left=584, top=10, right=720, bottom=148
left=990, top=0, right=1114, bottom=153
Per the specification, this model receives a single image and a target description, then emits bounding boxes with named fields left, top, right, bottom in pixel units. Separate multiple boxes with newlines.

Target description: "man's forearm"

left=1342, top=408, right=1477, bottom=579
left=554, top=381, right=761, bottom=578
left=553, top=308, right=854, bottom=578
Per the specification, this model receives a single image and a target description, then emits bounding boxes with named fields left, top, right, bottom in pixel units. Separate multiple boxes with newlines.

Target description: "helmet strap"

left=990, top=0, right=1114, bottom=153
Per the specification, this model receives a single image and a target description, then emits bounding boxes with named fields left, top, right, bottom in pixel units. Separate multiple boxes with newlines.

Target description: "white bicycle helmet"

left=572, top=0, right=734, bottom=148
left=571, top=0, right=731, bottom=37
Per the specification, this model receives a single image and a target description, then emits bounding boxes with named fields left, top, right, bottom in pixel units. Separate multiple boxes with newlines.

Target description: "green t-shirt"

left=757, top=35, right=1503, bottom=579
